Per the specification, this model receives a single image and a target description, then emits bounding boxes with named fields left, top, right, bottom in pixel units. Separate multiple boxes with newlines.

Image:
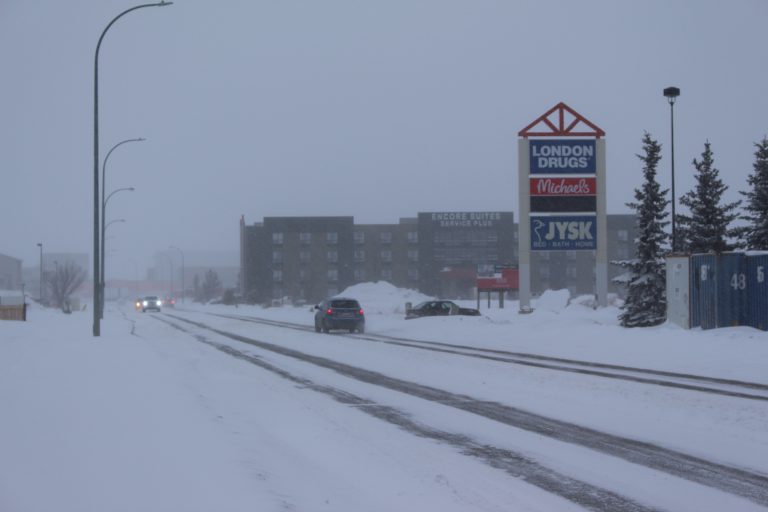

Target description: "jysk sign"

left=530, top=215, right=597, bottom=250
left=530, top=140, right=596, bottom=174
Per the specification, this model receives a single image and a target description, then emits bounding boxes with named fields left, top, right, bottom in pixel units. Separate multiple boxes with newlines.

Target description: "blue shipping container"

left=745, top=253, right=768, bottom=331
left=717, top=253, right=747, bottom=328
left=690, top=254, right=718, bottom=330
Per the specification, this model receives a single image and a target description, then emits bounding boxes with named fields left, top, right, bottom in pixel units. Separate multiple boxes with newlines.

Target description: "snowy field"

left=1, top=283, right=767, bottom=512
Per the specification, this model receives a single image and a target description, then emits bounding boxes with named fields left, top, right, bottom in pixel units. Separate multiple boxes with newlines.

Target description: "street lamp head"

left=159, top=1, right=173, bottom=5
left=37, top=243, right=42, bottom=248
left=664, top=86, right=681, bottom=104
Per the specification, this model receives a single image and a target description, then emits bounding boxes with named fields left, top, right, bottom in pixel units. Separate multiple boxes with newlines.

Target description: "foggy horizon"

left=3, top=0, right=767, bottom=279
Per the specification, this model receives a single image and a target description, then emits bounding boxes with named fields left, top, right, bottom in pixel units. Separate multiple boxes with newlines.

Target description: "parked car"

left=314, top=297, right=365, bottom=333
left=140, top=296, right=162, bottom=313
left=164, top=297, right=176, bottom=308
left=405, top=300, right=480, bottom=319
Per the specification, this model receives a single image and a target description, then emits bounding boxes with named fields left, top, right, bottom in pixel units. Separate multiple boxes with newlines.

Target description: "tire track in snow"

left=162, top=313, right=768, bottom=508
left=156, top=315, right=662, bottom=512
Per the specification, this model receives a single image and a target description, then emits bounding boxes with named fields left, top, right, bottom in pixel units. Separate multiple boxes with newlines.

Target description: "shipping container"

left=716, top=252, right=747, bottom=328
left=690, top=254, right=718, bottom=330
left=745, top=252, right=768, bottom=331
left=666, top=255, right=690, bottom=329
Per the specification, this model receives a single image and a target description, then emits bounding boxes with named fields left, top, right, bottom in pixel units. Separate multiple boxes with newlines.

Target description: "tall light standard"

left=101, top=187, right=134, bottom=317
left=93, top=1, right=173, bottom=336
left=103, top=218, right=126, bottom=312
left=169, top=246, right=185, bottom=303
left=167, top=254, right=174, bottom=301
left=664, top=86, right=681, bottom=252
left=37, top=242, right=43, bottom=302
left=102, top=138, right=143, bottom=315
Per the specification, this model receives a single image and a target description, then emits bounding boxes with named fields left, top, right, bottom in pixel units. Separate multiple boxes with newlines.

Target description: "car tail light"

left=326, top=308, right=333, bottom=315
left=359, top=309, right=364, bottom=315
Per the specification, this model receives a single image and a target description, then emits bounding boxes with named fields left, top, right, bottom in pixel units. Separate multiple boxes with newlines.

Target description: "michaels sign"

left=530, top=215, right=597, bottom=250
left=530, top=140, right=596, bottom=174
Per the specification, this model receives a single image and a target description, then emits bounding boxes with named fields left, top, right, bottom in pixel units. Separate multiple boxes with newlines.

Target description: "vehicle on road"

left=140, top=296, right=162, bottom=313
left=405, top=300, right=480, bottom=319
left=314, top=297, right=365, bottom=333
left=164, top=297, right=176, bottom=308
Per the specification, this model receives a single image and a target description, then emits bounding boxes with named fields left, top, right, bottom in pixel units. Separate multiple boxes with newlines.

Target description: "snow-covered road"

left=2, top=286, right=767, bottom=511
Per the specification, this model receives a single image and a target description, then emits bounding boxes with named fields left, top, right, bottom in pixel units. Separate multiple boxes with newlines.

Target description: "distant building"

left=240, top=212, right=638, bottom=304
left=0, top=253, right=22, bottom=290
left=149, top=250, right=239, bottom=300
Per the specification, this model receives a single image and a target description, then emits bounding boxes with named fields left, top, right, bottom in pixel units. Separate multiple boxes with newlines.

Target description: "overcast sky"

left=2, top=0, right=767, bottom=279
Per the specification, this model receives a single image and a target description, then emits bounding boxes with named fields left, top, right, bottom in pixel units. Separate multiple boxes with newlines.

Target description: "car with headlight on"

left=140, top=296, right=162, bottom=312
left=314, top=297, right=365, bottom=333
left=405, top=300, right=480, bottom=319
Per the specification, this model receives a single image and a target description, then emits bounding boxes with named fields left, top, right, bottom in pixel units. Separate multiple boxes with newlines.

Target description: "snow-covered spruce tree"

left=614, top=133, right=670, bottom=327
left=740, top=137, right=768, bottom=249
left=676, top=142, right=741, bottom=253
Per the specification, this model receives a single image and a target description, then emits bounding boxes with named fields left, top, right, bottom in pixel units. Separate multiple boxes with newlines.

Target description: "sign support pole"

left=596, top=139, right=608, bottom=307
left=518, top=138, right=532, bottom=312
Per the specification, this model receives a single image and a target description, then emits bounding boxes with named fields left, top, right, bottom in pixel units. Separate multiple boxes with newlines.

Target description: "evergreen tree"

left=677, top=142, right=741, bottom=253
left=615, top=133, right=669, bottom=327
left=740, top=137, right=768, bottom=249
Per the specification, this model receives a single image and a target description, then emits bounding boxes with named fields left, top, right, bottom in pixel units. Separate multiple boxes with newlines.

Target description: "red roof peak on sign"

left=518, top=102, right=605, bottom=138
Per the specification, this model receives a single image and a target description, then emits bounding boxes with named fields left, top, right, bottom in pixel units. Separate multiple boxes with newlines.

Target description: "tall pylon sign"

left=517, top=103, right=607, bottom=311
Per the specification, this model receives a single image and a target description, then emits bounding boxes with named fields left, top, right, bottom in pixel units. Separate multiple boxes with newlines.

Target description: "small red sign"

left=476, top=268, right=519, bottom=290
left=530, top=177, right=596, bottom=196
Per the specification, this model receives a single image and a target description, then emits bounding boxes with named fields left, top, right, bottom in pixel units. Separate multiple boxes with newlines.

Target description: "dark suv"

left=314, top=297, right=365, bottom=333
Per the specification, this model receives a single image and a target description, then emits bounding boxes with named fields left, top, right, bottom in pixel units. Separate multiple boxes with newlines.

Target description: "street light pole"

left=101, top=138, right=143, bottom=316
left=168, top=255, right=174, bottom=301
left=664, top=86, right=680, bottom=252
left=169, top=246, right=184, bottom=304
left=101, top=187, right=134, bottom=318
left=93, top=1, right=172, bottom=337
left=37, top=242, right=43, bottom=302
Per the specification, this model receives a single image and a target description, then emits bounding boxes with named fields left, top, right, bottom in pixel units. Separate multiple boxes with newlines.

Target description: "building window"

left=566, top=266, right=578, bottom=279
left=327, top=269, right=338, bottom=281
left=299, top=269, right=308, bottom=282
left=326, top=250, right=338, bottom=263
left=300, top=232, right=312, bottom=244
left=300, top=251, right=311, bottom=263
left=566, top=251, right=577, bottom=261
left=380, top=232, right=392, bottom=244
left=618, top=229, right=629, bottom=242
left=326, top=232, right=338, bottom=244
left=272, top=270, right=283, bottom=282
left=354, top=269, right=366, bottom=281
left=380, top=250, right=392, bottom=262
left=272, top=250, right=282, bottom=264
left=354, top=231, right=365, bottom=244
left=354, top=250, right=365, bottom=262
left=380, top=268, right=392, bottom=280
left=408, top=268, right=419, bottom=280
left=407, top=249, right=418, bottom=262
left=272, top=232, right=283, bottom=245
left=539, top=252, right=550, bottom=261
left=407, top=231, right=418, bottom=244
left=327, top=288, right=338, bottom=297
left=617, top=246, right=630, bottom=260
